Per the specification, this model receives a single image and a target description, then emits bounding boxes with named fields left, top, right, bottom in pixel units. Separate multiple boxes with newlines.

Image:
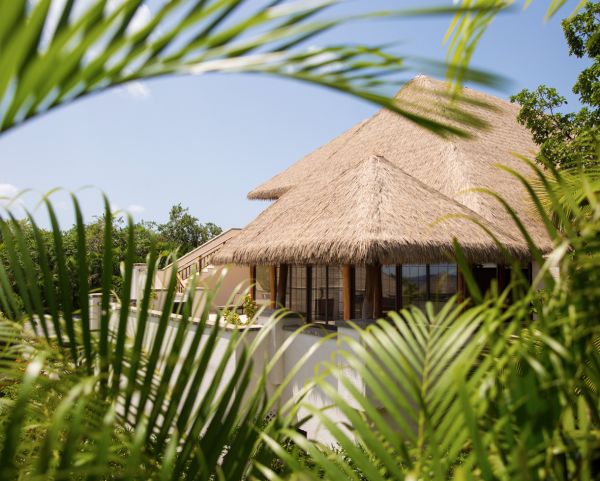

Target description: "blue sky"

left=0, top=0, right=589, bottom=230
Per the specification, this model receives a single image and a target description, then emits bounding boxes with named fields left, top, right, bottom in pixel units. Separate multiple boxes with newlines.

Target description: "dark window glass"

left=288, top=266, right=307, bottom=318
left=354, top=266, right=366, bottom=319
left=328, top=266, right=343, bottom=322
left=381, top=265, right=397, bottom=313
left=311, top=266, right=328, bottom=322
left=255, top=265, right=271, bottom=305
left=429, top=263, right=457, bottom=312
left=402, top=264, right=428, bottom=310
left=310, top=266, right=343, bottom=324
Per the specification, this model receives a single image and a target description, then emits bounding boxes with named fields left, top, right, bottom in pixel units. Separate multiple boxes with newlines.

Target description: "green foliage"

left=223, top=307, right=241, bottom=325
left=242, top=294, right=258, bottom=321
left=511, top=1, right=600, bottom=168
left=0, top=197, right=286, bottom=480
left=0, top=204, right=220, bottom=314
left=222, top=295, right=257, bottom=326
left=269, top=150, right=600, bottom=481
left=0, top=0, right=507, bottom=140
left=3, top=114, right=600, bottom=481
left=157, top=203, right=221, bottom=257
left=445, top=0, right=581, bottom=88
left=0, top=2, right=594, bottom=480
left=563, top=1, right=600, bottom=105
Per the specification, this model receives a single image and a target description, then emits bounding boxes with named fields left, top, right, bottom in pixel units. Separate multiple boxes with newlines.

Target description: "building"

left=213, top=76, right=552, bottom=324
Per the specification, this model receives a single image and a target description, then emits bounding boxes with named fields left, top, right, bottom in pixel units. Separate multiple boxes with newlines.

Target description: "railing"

left=175, top=238, right=234, bottom=292
left=176, top=274, right=186, bottom=294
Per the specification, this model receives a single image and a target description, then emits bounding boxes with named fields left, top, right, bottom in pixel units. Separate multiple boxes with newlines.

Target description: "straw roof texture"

left=213, top=155, right=534, bottom=265
left=246, top=76, right=551, bottom=253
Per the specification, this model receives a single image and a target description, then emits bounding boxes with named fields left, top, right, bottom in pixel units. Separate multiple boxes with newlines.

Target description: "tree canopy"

left=511, top=1, right=600, bottom=168
left=0, top=204, right=221, bottom=311
left=157, top=204, right=222, bottom=257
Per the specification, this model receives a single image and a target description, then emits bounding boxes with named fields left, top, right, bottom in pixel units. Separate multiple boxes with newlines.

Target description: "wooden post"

left=362, top=265, right=374, bottom=319
left=277, top=264, right=289, bottom=308
left=362, top=264, right=381, bottom=319
left=306, top=266, right=312, bottom=323
left=497, top=264, right=508, bottom=292
left=374, top=263, right=382, bottom=319
left=269, top=266, right=277, bottom=309
left=249, top=265, right=256, bottom=300
left=342, top=265, right=352, bottom=320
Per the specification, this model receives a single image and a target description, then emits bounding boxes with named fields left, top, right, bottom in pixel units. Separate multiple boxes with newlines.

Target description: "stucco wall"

left=105, top=305, right=264, bottom=420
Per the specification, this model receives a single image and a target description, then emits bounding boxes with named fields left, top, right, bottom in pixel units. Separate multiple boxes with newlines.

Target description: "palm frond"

left=0, top=195, right=298, bottom=480
left=0, top=0, right=507, bottom=138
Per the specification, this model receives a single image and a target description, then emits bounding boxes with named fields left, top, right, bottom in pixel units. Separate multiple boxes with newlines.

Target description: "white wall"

left=109, top=305, right=264, bottom=424
left=101, top=302, right=376, bottom=445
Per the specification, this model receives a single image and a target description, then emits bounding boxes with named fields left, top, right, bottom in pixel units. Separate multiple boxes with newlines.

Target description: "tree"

left=0, top=1, right=592, bottom=479
left=157, top=204, right=222, bottom=256
left=0, top=208, right=222, bottom=315
left=511, top=1, right=600, bottom=168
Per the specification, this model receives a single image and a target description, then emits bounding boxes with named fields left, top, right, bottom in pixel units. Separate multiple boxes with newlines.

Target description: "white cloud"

left=0, top=184, right=25, bottom=216
left=127, top=204, right=145, bottom=215
left=0, top=184, right=19, bottom=200
left=123, top=81, right=151, bottom=100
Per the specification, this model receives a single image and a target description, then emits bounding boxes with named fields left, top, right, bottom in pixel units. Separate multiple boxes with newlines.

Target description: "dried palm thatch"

left=215, top=76, right=553, bottom=266
left=245, top=75, right=551, bottom=253
left=214, top=155, right=536, bottom=265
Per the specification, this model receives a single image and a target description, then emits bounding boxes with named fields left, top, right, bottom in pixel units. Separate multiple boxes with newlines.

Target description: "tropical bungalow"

left=213, top=76, right=552, bottom=324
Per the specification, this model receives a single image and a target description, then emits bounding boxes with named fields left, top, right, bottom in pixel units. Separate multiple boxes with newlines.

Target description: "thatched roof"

left=215, top=76, right=553, bottom=265
left=214, top=155, right=536, bottom=265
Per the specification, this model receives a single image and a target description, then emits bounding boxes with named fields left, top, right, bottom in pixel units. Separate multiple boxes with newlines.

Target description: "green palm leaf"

left=0, top=196, right=297, bottom=480
left=0, top=0, right=515, bottom=138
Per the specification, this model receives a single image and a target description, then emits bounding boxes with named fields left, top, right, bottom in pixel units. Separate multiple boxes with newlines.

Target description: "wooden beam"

left=306, top=266, right=312, bottom=323
left=396, top=265, right=403, bottom=310
left=363, top=264, right=381, bottom=319
left=249, top=265, right=256, bottom=300
left=373, top=264, right=382, bottom=319
left=269, top=266, right=277, bottom=309
left=497, top=264, right=508, bottom=292
left=342, top=265, right=352, bottom=320
left=362, top=265, right=375, bottom=319
left=277, top=264, right=289, bottom=308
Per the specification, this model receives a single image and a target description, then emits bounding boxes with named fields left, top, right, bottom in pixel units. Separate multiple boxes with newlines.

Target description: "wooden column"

left=277, top=264, right=289, bottom=308
left=249, top=265, right=256, bottom=300
left=362, top=264, right=381, bottom=319
left=362, top=266, right=374, bottom=319
left=306, top=266, right=312, bottom=323
left=342, top=265, right=352, bottom=320
left=497, top=264, right=508, bottom=292
left=269, top=266, right=277, bottom=309
left=373, top=263, right=382, bottom=319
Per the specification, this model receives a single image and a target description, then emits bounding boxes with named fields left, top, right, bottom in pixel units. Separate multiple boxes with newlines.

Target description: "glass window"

left=311, top=266, right=328, bottom=322
left=402, top=264, right=428, bottom=310
left=255, top=265, right=271, bottom=305
left=328, top=266, right=343, bottom=322
left=429, top=264, right=457, bottom=312
left=354, top=266, right=366, bottom=319
left=310, top=266, right=343, bottom=324
left=381, top=265, right=397, bottom=313
left=288, top=266, right=307, bottom=318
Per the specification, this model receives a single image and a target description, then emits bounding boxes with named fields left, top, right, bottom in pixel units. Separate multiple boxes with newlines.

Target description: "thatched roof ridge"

left=214, top=155, right=533, bottom=265
left=247, top=75, right=519, bottom=201
left=245, top=75, right=551, bottom=252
